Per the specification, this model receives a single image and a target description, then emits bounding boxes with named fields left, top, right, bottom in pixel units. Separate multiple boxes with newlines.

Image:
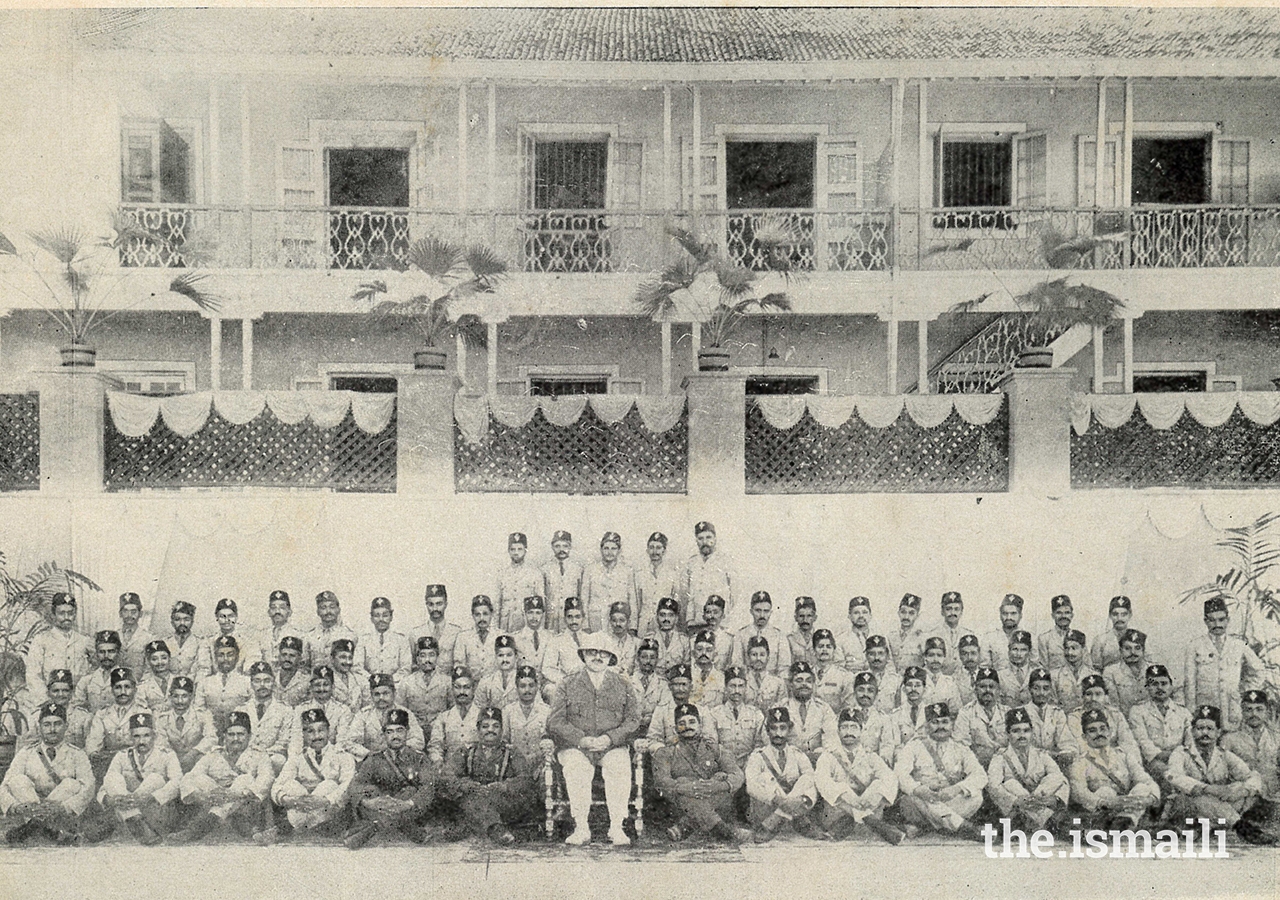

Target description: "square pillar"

left=997, top=367, right=1076, bottom=496
left=396, top=371, right=457, bottom=497
left=36, top=369, right=115, bottom=495
left=685, top=372, right=746, bottom=502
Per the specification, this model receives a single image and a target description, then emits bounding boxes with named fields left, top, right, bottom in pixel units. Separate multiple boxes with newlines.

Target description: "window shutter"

left=819, top=137, right=860, bottom=210
left=607, top=139, right=644, bottom=229
left=122, top=129, right=159, bottom=203
left=682, top=139, right=722, bottom=211
left=278, top=142, right=318, bottom=206
left=1077, top=137, right=1119, bottom=207
left=519, top=133, right=536, bottom=211
left=277, top=142, right=321, bottom=266
left=1213, top=140, right=1250, bottom=204
left=1012, top=132, right=1047, bottom=207
left=410, top=138, right=437, bottom=208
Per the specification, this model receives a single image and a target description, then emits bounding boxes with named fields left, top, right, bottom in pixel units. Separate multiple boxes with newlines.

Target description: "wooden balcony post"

left=37, top=369, right=113, bottom=495
left=396, top=371, right=457, bottom=497
left=997, top=367, right=1075, bottom=496
left=685, top=372, right=747, bottom=502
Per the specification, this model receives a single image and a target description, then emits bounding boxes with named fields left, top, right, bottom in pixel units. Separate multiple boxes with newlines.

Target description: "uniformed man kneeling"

left=893, top=702, right=987, bottom=841
left=439, top=706, right=540, bottom=845
left=745, top=707, right=822, bottom=842
left=265, top=708, right=356, bottom=843
left=99, top=711, right=182, bottom=845
left=0, top=702, right=97, bottom=845
left=652, top=702, right=748, bottom=844
left=814, top=707, right=904, bottom=844
left=345, top=708, right=437, bottom=849
left=171, top=710, right=274, bottom=843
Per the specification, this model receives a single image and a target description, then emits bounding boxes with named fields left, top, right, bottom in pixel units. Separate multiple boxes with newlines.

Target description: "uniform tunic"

left=652, top=735, right=744, bottom=831
left=23, top=627, right=93, bottom=696
left=744, top=743, right=817, bottom=822
left=453, top=628, right=500, bottom=682
left=1050, top=662, right=1099, bottom=712
left=345, top=705, right=426, bottom=761
left=626, top=670, right=671, bottom=736
left=330, top=668, right=372, bottom=713
left=604, top=632, right=640, bottom=676
left=890, top=703, right=930, bottom=749
left=99, top=744, right=183, bottom=813
left=495, top=561, right=544, bottom=634
left=413, top=621, right=462, bottom=675
left=360, top=630, right=414, bottom=682
left=274, top=669, right=312, bottom=708
left=272, top=744, right=356, bottom=828
left=288, top=699, right=355, bottom=756
left=118, top=626, right=156, bottom=676
left=998, top=663, right=1033, bottom=709
left=503, top=698, right=550, bottom=765
left=1068, top=704, right=1140, bottom=759
left=856, top=667, right=901, bottom=713
left=732, top=625, right=791, bottom=676
left=1091, top=626, right=1132, bottom=672
left=73, top=667, right=118, bottom=714
left=541, top=630, right=586, bottom=693
left=165, top=633, right=203, bottom=678
left=180, top=745, right=273, bottom=818
left=1102, top=661, right=1149, bottom=715
left=745, top=671, right=788, bottom=713
left=707, top=701, right=765, bottom=767
left=241, top=698, right=295, bottom=767
left=582, top=560, right=636, bottom=633
left=475, top=670, right=521, bottom=712
left=397, top=670, right=450, bottom=735
left=440, top=741, right=540, bottom=836
left=681, top=553, right=735, bottom=629
left=986, top=743, right=1069, bottom=819
left=787, top=629, right=817, bottom=671
left=784, top=697, right=840, bottom=761
left=200, top=628, right=263, bottom=676
left=1183, top=634, right=1265, bottom=730
left=306, top=623, right=359, bottom=671
left=154, top=707, right=218, bottom=769
left=428, top=704, right=481, bottom=768
left=1036, top=626, right=1071, bottom=673
left=888, top=625, right=926, bottom=672
left=688, top=665, right=726, bottom=709
left=541, top=558, right=584, bottom=634
left=813, top=664, right=855, bottom=715
left=1068, top=742, right=1160, bottom=816
left=635, top=560, right=680, bottom=637
left=264, top=624, right=309, bottom=668
left=1127, top=700, right=1192, bottom=768
left=512, top=626, right=550, bottom=674
left=814, top=743, right=898, bottom=822
left=855, top=706, right=900, bottom=766
left=1019, top=702, right=1079, bottom=761
left=193, top=671, right=253, bottom=732
left=1222, top=723, right=1280, bottom=799
left=930, top=624, right=976, bottom=676
left=953, top=701, right=1010, bottom=765
left=349, top=745, right=435, bottom=828
left=1166, top=743, right=1261, bottom=824
left=894, top=736, right=987, bottom=829
left=0, top=741, right=95, bottom=816
left=137, top=672, right=174, bottom=714
left=647, top=629, right=691, bottom=679
left=921, top=671, right=962, bottom=714
left=87, top=701, right=152, bottom=756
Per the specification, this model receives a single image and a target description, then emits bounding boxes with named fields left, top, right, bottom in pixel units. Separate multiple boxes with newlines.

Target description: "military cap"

left=508, top=532, right=528, bottom=547
left=647, top=532, right=668, bottom=547
left=609, top=601, right=632, bottom=618
left=227, top=710, right=252, bottom=732
left=565, top=596, right=585, bottom=613
left=1028, top=667, right=1053, bottom=685
left=1080, top=708, right=1109, bottom=728
left=415, top=635, right=439, bottom=652
left=923, top=636, right=946, bottom=654
left=479, top=706, right=503, bottom=725
left=1063, top=629, right=1087, bottom=647
left=248, top=661, right=273, bottom=678
left=925, top=702, right=952, bottom=721
left=746, top=634, right=770, bottom=652
left=315, top=590, right=339, bottom=606
left=766, top=707, right=791, bottom=725
left=280, top=635, right=304, bottom=652
left=693, top=629, right=716, bottom=646
left=899, top=593, right=922, bottom=610
left=639, top=638, right=660, bottom=653
left=371, top=596, right=392, bottom=612
left=311, top=665, right=335, bottom=683
left=471, top=594, right=494, bottom=611
left=50, top=592, right=76, bottom=609
left=95, top=630, right=122, bottom=647
left=369, top=673, right=395, bottom=690
left=1193, top=705, right=1223, bottom=727
left=693, top=521, right=715, bottom=536
left=523, top=595, right=545, bottom=611
left=865, top=635, right=888, bottom=650
left=215, top=598, right=237, bottom=615
left=552, top=530, right=573, bottom=544
left=848, top=596, right=871, bottom=610
left=656, top=596, right=679, bottom=613
left=853, top=671, right=878, bottom=688
left=1080, top=674, right=1107, bottom=692
left=494, top=634, right=516, bottom=651
left=1001, top=593, right=1025, bottom=610
left=838, top=707, right=866, bottom=726
left=750, top=590, right=772, bottom=606
left=1050, top=594, right=1072, bottom=611
left=325, top=638, right=353, bottom=656
left=668, top=663, right=693, bottom=681
left=515, top=665, right=538, bottom=681
left=1109, top=595, right=1132, bottom=611
left=811, top=628, right=835, bottom=648
left=424, top=584, right=447, bottom=600
left=128, top=712, right=154, bottom=730
left=794, top=595, right=817, bottom=612
left=600, top=531, right=622, bottom=546
left=300, top=708, right=328, bottom=727
left=940, top=591, right=962, bottom=606
left=171, top=600, right=196, bottom=616
left=724, top=665, right=747, bottom=683
left=974, top=666, right=1000, bottom=684
left=1120, top=629, right=1147, bottom=646
left=703, top=594, right=726, bottom=610
left=384, top=709, right=410, bottom=728
left=674, top=703, right=700, bottom=721
left=109, top=666, right=135, bottom=685
left=38, top=702, right=66, bottom=722
left=1009, top=630, right=1032, bottom=647
left=213, top=634, right=239, bottom=651
left=451, top=665, right=473, bottom=682
left=47, top=669, right=73, bottom=687
left=269, top=589, right=291, bottom=605
left=958, top=634, right=980, bottom=650
left=789, top=661, right=814, bottom=678
left=1005, top=707, right=1032, bottom=730
left=119, top=592, right=142, bottom=608
left=1204, top=597, right=1229, bottom=616
left=1242, top=689, right=1269, bottom=705
left=170, top=676, right=195, bottom=693
left=144, top=639, right=170, bottom=657
left=901, top=666, right=926, bottom=683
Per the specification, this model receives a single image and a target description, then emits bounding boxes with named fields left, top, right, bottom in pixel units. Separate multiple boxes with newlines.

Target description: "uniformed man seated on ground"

left=439, top=706, right=541, bottom=845
left=652, top=702, right=748, bottom=845
left=98, top=711, right=182, bottom=845
left=170, top=710, right=273, bottom=843
left=0, top=702, right=97, bottom=845
left=814, top=707, right=903, bottom=844
left=1165, top=704, right=1262, bottom=835
left=1067, top=708, right=1160, bottom=833
left=1224, top=690, right=1280, bottom=845
left=744, top=707, right=822, bottom=842
left=345, top=709, right=437, bottom=849
left=265, top=707, right=356, bottom=844
left=894, top=701, right=987, bottom=841
left=985, top=707, right=1069, bottom=835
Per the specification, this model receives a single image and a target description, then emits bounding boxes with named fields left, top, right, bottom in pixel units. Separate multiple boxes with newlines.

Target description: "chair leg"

left=632, top=746, right=645, bottom=837
left=544, top=748, right=557, bottom=841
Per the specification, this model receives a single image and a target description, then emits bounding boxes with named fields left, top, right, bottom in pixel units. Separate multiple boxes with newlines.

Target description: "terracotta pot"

left=1015, top=346, right=1054, bottom=369
left=59, top=342, right=97, bottom=368
left=698, top=347, right=731, bottom=372
left=413, top=348, right=447, bottom=371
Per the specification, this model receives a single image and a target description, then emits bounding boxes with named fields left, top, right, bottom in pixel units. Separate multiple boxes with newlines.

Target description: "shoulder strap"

left=759, top=747, right=797, bottom=792
left=36, top=746, right=62, bottom=785
left=302, top=748, right=326, bottom=781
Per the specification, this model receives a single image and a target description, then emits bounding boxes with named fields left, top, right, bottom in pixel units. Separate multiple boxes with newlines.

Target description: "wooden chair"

left=542, top=743, right=646, bottom=840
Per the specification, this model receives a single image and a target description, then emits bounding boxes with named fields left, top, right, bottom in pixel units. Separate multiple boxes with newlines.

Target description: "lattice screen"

left=745, top=399, right=1008, bottom=493
left=455, top=404, right=687, bottom=494
left=0, top=393, right=40, bottom=492
left=1072, top=407, right=1280, bottom=488
left=104, top=404, right=396, bottom=492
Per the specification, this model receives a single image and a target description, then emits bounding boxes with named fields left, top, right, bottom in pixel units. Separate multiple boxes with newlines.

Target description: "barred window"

left=942, top=141, right=1012, bottom=208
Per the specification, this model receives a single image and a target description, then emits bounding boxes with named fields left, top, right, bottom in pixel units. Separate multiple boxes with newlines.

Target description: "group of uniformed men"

left=2, top=523, right=1277, bottom=849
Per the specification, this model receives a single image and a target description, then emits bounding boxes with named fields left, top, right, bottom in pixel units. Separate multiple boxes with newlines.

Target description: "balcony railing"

left=118, top=204, right=1280, bottom=273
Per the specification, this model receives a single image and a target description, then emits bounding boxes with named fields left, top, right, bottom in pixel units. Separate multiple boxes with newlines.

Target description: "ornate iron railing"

left=929, top=313, right=1070, bottom=394
left=0, top=393, right=39, bottom=492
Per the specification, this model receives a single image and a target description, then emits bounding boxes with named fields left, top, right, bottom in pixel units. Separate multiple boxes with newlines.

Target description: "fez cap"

left=865, top=635, right=888, bottom=650
left=648, top=532, right=668, bottom=547
left=552, top=530, right=572, bottom=544
left=95, top=630, right=122, bottom=647
left=838, top=707, right=866, bottom=726
left=144, top=639, right=170, bottom=656
left=280, top=636, right=304, bottom=652
left=227, top=711, right=252, bottom=732
left=129, top=712, right=154, bottom=730
left=750, top=590, right=772, bottom=606
left=1009, top=630, right=1032, bottom=647
left=451, top=666, right=474, bottom=682
left=47, top=669, right=73, bottom=687
left=1080, top=708, right=1109, bottom=728
left=330, top=638, right=355, bottom=655
left=848, top=596, right=871, bottom=610
left=703, top=594, right=725, bottom=610
left=1029, top=667, right=1053, bottom=684
left=1204, top=597, right=1229, bottom=616
left=269, top=589, right=291, bottom=605
left=674, top=703, right=700, bottom=721
left=109, top=666, right=135, bottom=686
left=811, top=628, right=835, bottom=648
left=724, top=665, right=747, bottom=682
left=416, top=635, right=439, bottom=652
left=789, top=661, right=814, bottom=678
left=565, top=596, right=585, bottom=613
left=171, top=600, right=196, bottom=616
left=694, top=521, right=715, bottom=536
left=494, top=634, right=516, bottom=651
left=300, top=708, right=328, bottom=727
left=213, top=634, right=239, bottom=651
left=974, top=666, right=1000, bottom=684
left=923, top=636, right=946, bottom=654
left=51, top=592, right=76, bottom=609
left=1050, top=594, right=1072, bottom=611
left=215, top=598, right=237, bottom=615
left=119, top=592, right=142, bottom=608
left=508, top=532, right=527, bottom=547
left=693, top=629, right=716, bottom=646
left=668, top=663, right=692, bottom=680
left=384, top=708, right=410, bottom=728
left=1081, top=673, right=1106, bottom=692
left=600, top=531, right=621, bottom=546
left=899, top=593, right=922, bottom=610
left=248, top=661, right=273, bottom=678
left=516, top=665, right=538, bottom=681
left=1002, top=593, right=1025, bottom=609
left=425, top=584, right=447, bottom=600
left=1063, top=629, right=1087, bottom=647
left=315, top=590, right=339, bottom=606
left=853, top=671, right=878, bottom=688
left=940, top=591, right=962, bottom=606
left=656, top=596, right=679, bottom=613
left=523, top=595, right=545, bottom=611
left=902, top=666, right=926, bottom=683
left=925, top=702, right=952, bottom=721
left=1144, top=664, right=1170, bottom=682
left=170, top=676, right=195, bottom=693
left=609, top=601, right=632, bottom=618
left=311, top=665, right=335, bottom=683
left=766, top=707, right=791, bottom=725
left=1005, top=707, right=1032, bottom=730
left=479, top=706, right=504, bottom=724
left=1110, top=595, right=1132, bottom=611
left=639, top=638, right=660, bottom=653
left=471, top=594, right=493, bottom=611
left=369, top=673, right=395, bottom=690
left=371, top=596, right=392, bottom=612
left=794, top=595, right=816, bottom=612
left=38, top=702, right=66, bottom=722
left=1193, top=705, right=1223, bottom=727
left=958, top=634, right=980, bottom=649
left=746, top=635, right=770, bottom=652
left=1243, top=689, right=1269, bottom=705
left=1120, top=629, right=1147, bottom=646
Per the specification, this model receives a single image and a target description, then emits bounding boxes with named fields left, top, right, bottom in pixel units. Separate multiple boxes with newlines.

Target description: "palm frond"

left=29, top=227, right=86, bottom=265
left=946, top=292, right=995, bottom=316
left=714, top=262, right=757, bottom=299
left=406, top=236, right=465, bottom=280
left=923, top=238, right=976, bottom=258
left=464, top=245, right=508, bottom=283
left=62, top=265, right=90, bottom=296
left=455, top=313, right=488, bottom=350
left=0, top=231, right=18, bottom=256
left=665, top=226, right=715, bottom=266
left=168, top=273, right=222, bottom=313
left=352, top=281, right=389, bottom=305
left=757, top=292, right=792, bottom=313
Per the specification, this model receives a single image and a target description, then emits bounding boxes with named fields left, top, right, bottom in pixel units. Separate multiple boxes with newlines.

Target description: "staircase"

left=907, top=314, right=1091, bottom=394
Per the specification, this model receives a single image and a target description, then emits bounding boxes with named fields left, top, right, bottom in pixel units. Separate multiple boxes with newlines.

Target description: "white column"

left=917, top=319, right=929, bottom=394
left=457, top=83, right=469, bottom=213
left=240, top=81, right=252, bottom=204
left=455, top=333, right=468, bottom=386
left=1122, top=79, right=1134, bottom=207
left=691, top=322, right=701, bottom=369
left=208, top=83, right=221, bottom=205
left=661, top=321, right=672, bottom=394
left=487, top=82, right=497, bottom=211
left=1094, top=79, right=1107, bottom=207
left=691, top=85, right=702, bottom=215
left=890, top=79, right=904, bottom=209
left=886, top=318, right=899, bottom=394
left=487, top=321, right=498, bottom=394
left=1123, top=318, right=1134, bottom=393
left=209, top=317, right=222, bottom=391
left=917, top=81, right=929, bottom=208
left=241, top=317, right=254, bottom=390
left=662, top=85, right=673, bottom=210
left=1092, top=325, right=1105, bottom=392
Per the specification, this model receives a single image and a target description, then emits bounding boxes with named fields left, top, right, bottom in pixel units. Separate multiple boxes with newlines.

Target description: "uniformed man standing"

left=836, top=596, right=879, bottom=673
left=308, top=591, right=358, bottom=671
left=1021, top=666, right=1079, bottom=771
left=1067, top=674, right=1140, bottom=760
left=893, top=702, right=987, bottom=841
left=289, top=665, right=355, bottom=757
left=628, top=639, right=671, bottom=738
left=86, top=666, right=149, bottom=781
left=428, top=666, right=481, bottom=769
left=888, top=593, right=925, bottom=672
left=265, top=590, right=308, bottom=669
left=849, top=671, right=899, bottom=765
left=542, top=531, right=584, bottom=634
left=344, top=708, right=437, bottom=848
left=708, top=666, right=765, bottom=771
left=267, top=707, right=356, bottom=842
left=274, top=636, right=312, bottom=707
left=1184, top=597, right=1265, bottom=730
left=511, top=596, right=550, bottom=674
left=475, top=634, right=522, bottom=710
left=1037, top=595, right=1075, bottom=672
left=688, top=629, right=725, bottom=709
left=811, top=629, right=855, bottom=715
left=744, top=707, right=821, bottom=841
left=440, top=706, right=541, bottom=844
left=652, top=702, right=747, bottom=844
left=171, top=710, right=273, bottom=843
left=542, top=597, right=589, bottom=699
left=997, top=631, right=1034, bottom=708
left=496, top=533, right=542, bottom=634
left=635, top=532, right=679, bottom=638
left=416, top=584, right=461, bottom=674
left=985, top=707, right=1069, bottom=834
left=329, top=638, right=372, bottom=712
left=398, top=636, right=449, bottom=736
left=1103, top=629, right=1159, bottom=715
left=814, top=707, right=903, bottom=843
left=857, top=635, right=901, bottom=713
left=74, top=630, right=123, bottom=714
left=732, top=591, right=792, bottom=676
left=1223, top=690, right=1280, bottom=844
left=1051, top=630, right=1098, bottom=712
left=646, top=596, right=691, bottom=679
left=193, top=635, right=253, bottom=735
left=784, top=661, right=840, bottom=764
left=1068, top=708, right=1160, bottom=831
left=0, top=702, right=96, bottom=845
left=23, top=593, right=93, bottom=698
left=891, top=666, right=930, bottom=748
left=681, top=522, right=734, bottom=631
left=201, top=598, right=261, bottom=675
left=603, top=602, right=640, bottom=675
left=503, top=665, right=551, bottom=765
left=98, top=710, right=182, bottom=844
left=583, top=532, right=636, bottom=634
left=165, top=601, right=202, bottom=679
left=787, top=596, right=819, bottom=669
left=930, top=592, right=974, bottom=676
left=643, top=663, right=696, bottom=750
left=116, top=593, right=155, bottom=677
left=1166, top=704, right=1262, bottom=832
left=453, top=595, right=501, bottom=681
left=1092, top=595, right=1136, bottom=672
left=980, top=594, right=1025, bottom=671
left=39, top=670, right=91, bottom=749
left=360, top=597, right=413, bottom=683
left=136, top=640, right=174, bottom=713
left=920, top=637, right=962, bottom=713
left=1127, top=663, right=1192, bottom=783
left=697, top=595, right=735, bottom=668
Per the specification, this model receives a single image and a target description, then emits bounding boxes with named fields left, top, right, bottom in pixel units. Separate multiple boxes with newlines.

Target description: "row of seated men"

left=3, top=616, right=1277, bottom=848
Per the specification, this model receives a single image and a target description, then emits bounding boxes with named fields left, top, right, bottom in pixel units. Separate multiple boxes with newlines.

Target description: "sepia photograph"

left=0, top=4, right=1278, bottom=898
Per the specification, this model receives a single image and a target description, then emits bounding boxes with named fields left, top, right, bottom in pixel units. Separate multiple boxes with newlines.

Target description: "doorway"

left=724, top=140, right=816, bottom=271
left=327, top=148, right=411, bottom=269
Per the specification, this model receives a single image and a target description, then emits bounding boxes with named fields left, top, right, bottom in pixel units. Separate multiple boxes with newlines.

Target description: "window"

left=1132, top=138, right=1210, bottom=205
left=942, top=141, right=1012, bottom=209
left=532, top=140, right=608, bottom=210
left=528, top=376, right=609, bottom=397
left=330, top=376, right=398, bottom=393
left=294, top=363, right=411, bottom=392
left=746, top=375, right=820, bottom=395
left=98, top=360, right=195, bottom=396
left=724, top=140, right=817, bottom=271
left=326, top=148, right=411, bottom=270
left=121, top=120, right=198, bottom=204
left=519, top=132, right=622, bottom=273
left=1214, top=140, right=1250, bottom=204
left=932, top=126, right=1039, bottom=229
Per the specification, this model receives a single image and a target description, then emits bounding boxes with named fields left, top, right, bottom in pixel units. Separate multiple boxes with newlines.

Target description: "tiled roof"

left=73, top=7, right=1280, bottom=62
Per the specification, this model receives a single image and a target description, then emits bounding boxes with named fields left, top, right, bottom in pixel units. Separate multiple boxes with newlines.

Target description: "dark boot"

left=4, top=820, right=39, bottom=845
left=864, top=814, right=906, bottom=845
left=168, top=811, right=218, bottom=844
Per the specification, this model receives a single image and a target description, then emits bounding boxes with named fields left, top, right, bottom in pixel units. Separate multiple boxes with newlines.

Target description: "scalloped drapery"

left=106, top=391, right=396, bottom=438
left=452, top=393, right=687, bottom=445
left=1071, top=392, right=1280, bottom=436
left=753, top=393, right=1004, bottom=431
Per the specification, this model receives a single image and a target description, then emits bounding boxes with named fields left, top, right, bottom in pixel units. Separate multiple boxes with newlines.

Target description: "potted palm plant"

left=352, top=236, right=507, bottom=372
left=634, top=225, right=794, bottom=372
left=0, top=219, right=221, bottom=367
